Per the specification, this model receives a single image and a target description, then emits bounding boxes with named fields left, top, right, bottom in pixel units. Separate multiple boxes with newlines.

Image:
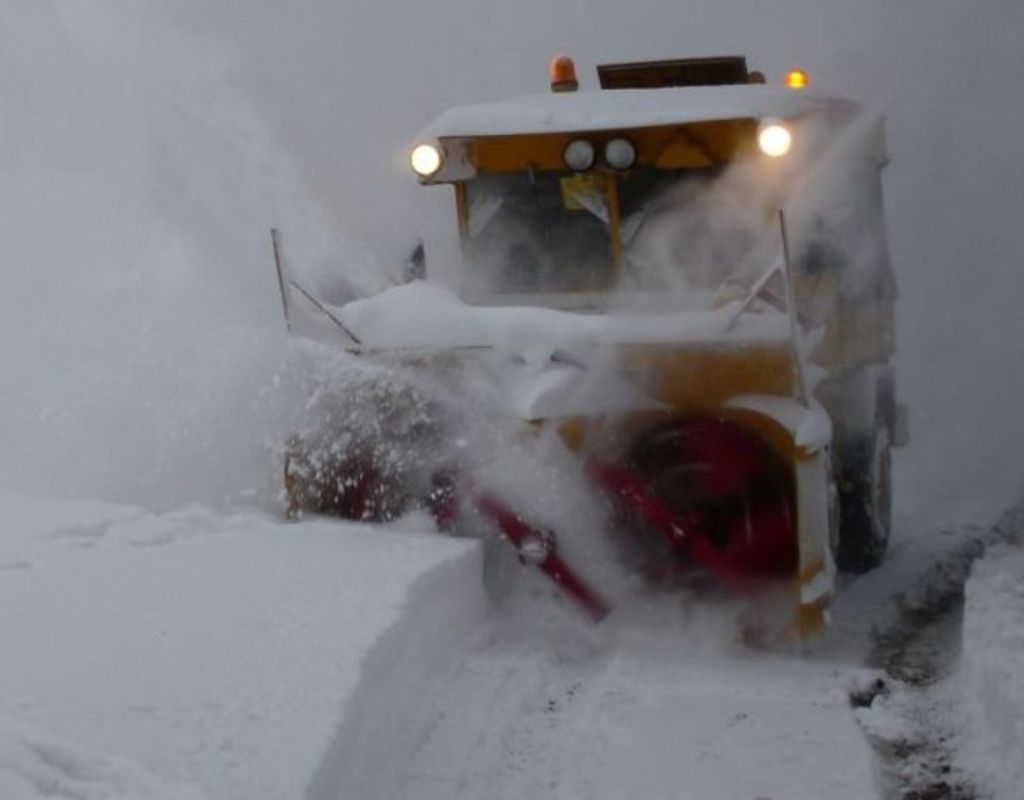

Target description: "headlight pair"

left=563, top=137, right=637, bottom=172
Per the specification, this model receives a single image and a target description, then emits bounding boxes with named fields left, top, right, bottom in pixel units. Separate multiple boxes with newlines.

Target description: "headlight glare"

left=757, top=120, right=792, bottom=157
left=411, top=144, right=443, bottom=177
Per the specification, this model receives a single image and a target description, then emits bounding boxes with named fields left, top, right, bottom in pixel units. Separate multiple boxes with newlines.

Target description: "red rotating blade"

left=475, top=493, right=611, bottom=622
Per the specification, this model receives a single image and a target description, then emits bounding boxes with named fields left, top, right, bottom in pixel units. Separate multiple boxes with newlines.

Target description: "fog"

left=0, top=0, right=1021, bottom=523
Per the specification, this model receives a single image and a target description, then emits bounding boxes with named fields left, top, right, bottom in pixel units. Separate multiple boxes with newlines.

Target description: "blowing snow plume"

left=0, top=3, right=379, bottom=510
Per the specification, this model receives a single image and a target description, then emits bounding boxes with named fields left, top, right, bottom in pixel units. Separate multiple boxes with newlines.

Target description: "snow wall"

left=959, top=506, right=1024, bottom=800
left=0, top=0, right=1022, bottom=526
left=304, top=541, right=487, bottom=800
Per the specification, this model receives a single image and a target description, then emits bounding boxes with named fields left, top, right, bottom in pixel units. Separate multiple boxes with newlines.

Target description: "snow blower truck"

left=279, top=56, right=905, bottom=637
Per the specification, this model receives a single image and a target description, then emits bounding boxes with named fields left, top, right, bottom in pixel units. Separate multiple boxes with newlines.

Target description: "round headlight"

left=563, top=139, right=595, bottom=171
left=604, top=138, right=637, bottom=170
left=757, top=121, right=792, bottom=158
left=411, top=144, right=443, bottom=177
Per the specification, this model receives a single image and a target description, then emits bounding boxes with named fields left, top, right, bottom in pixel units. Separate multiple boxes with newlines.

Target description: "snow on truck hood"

left=335, top=282, right=791, bottom=420
left=337, top=281, right=790, bottom=352
left=417, top=85, right=838, bottom=140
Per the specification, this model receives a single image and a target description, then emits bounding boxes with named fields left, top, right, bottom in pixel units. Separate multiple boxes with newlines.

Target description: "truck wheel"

left=836, top=425, right=891, bottom=573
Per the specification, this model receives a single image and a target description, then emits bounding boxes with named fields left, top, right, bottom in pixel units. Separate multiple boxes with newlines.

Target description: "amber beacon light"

left=785, top=69, right=809, bottom=90
left=549, top=55, right=579, bottom=92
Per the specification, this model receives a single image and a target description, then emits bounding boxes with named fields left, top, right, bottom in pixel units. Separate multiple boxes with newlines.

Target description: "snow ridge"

left=304, top=542, right=486, bottom=800
left=960, top=506, right=1024, bottom=800
left=841, top=505, right=1024, bottom=800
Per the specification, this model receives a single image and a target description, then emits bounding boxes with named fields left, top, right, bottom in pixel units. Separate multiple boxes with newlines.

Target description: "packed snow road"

left=385, top=603, right=873, bottom=800
left=338, top=510, right=1021, bottom=800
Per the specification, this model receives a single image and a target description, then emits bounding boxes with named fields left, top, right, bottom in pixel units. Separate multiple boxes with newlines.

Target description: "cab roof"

left=417, top=85, right=846, bottom=141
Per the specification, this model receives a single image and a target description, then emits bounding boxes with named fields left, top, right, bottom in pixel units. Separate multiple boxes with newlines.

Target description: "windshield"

left=461, top=172, right=616, bottom=296
left=459, top=166, right=778, bottom=310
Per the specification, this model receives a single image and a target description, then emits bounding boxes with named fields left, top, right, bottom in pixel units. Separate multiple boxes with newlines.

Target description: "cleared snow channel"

left=386, top=596, right=875, bottom=800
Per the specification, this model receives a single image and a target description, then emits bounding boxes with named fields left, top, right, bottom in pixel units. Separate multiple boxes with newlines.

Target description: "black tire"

left=836, top=425, right=892, bottom=573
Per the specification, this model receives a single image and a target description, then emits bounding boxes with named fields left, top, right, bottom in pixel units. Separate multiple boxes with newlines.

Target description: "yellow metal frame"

left=454, top=119, right=758, bottom=174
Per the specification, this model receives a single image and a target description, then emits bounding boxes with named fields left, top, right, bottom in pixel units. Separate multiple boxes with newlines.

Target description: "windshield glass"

left=459, top=166, right=778, bottom=310
left=461, top=172, right=616, bottom=296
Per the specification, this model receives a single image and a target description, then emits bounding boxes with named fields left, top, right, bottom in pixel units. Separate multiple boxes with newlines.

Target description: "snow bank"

left=306, top=546, right=487, bottom=800
left=0, top=493, right=483, bottom=800
left=960, top=534, right=1024, bottom=800
left=822, top=514, right=998, bottom=660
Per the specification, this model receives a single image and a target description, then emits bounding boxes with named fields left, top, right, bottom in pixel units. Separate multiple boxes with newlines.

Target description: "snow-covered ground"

left=818, top=505, right=1023, bottom=800
left=0, top=493, right=482, bottom=799
left=386, top=605, right=875, bottom=800
left=5, top=493, right=1021, bottom=800
left=0, top=489, right=876, bottom=800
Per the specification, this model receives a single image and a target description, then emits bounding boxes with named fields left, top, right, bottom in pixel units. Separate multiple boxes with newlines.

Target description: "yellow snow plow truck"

left=281, top=56, right=905, bottom=637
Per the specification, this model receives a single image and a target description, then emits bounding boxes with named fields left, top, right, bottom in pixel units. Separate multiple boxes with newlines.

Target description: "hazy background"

left=0, top=0, right=1021, bottom=524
